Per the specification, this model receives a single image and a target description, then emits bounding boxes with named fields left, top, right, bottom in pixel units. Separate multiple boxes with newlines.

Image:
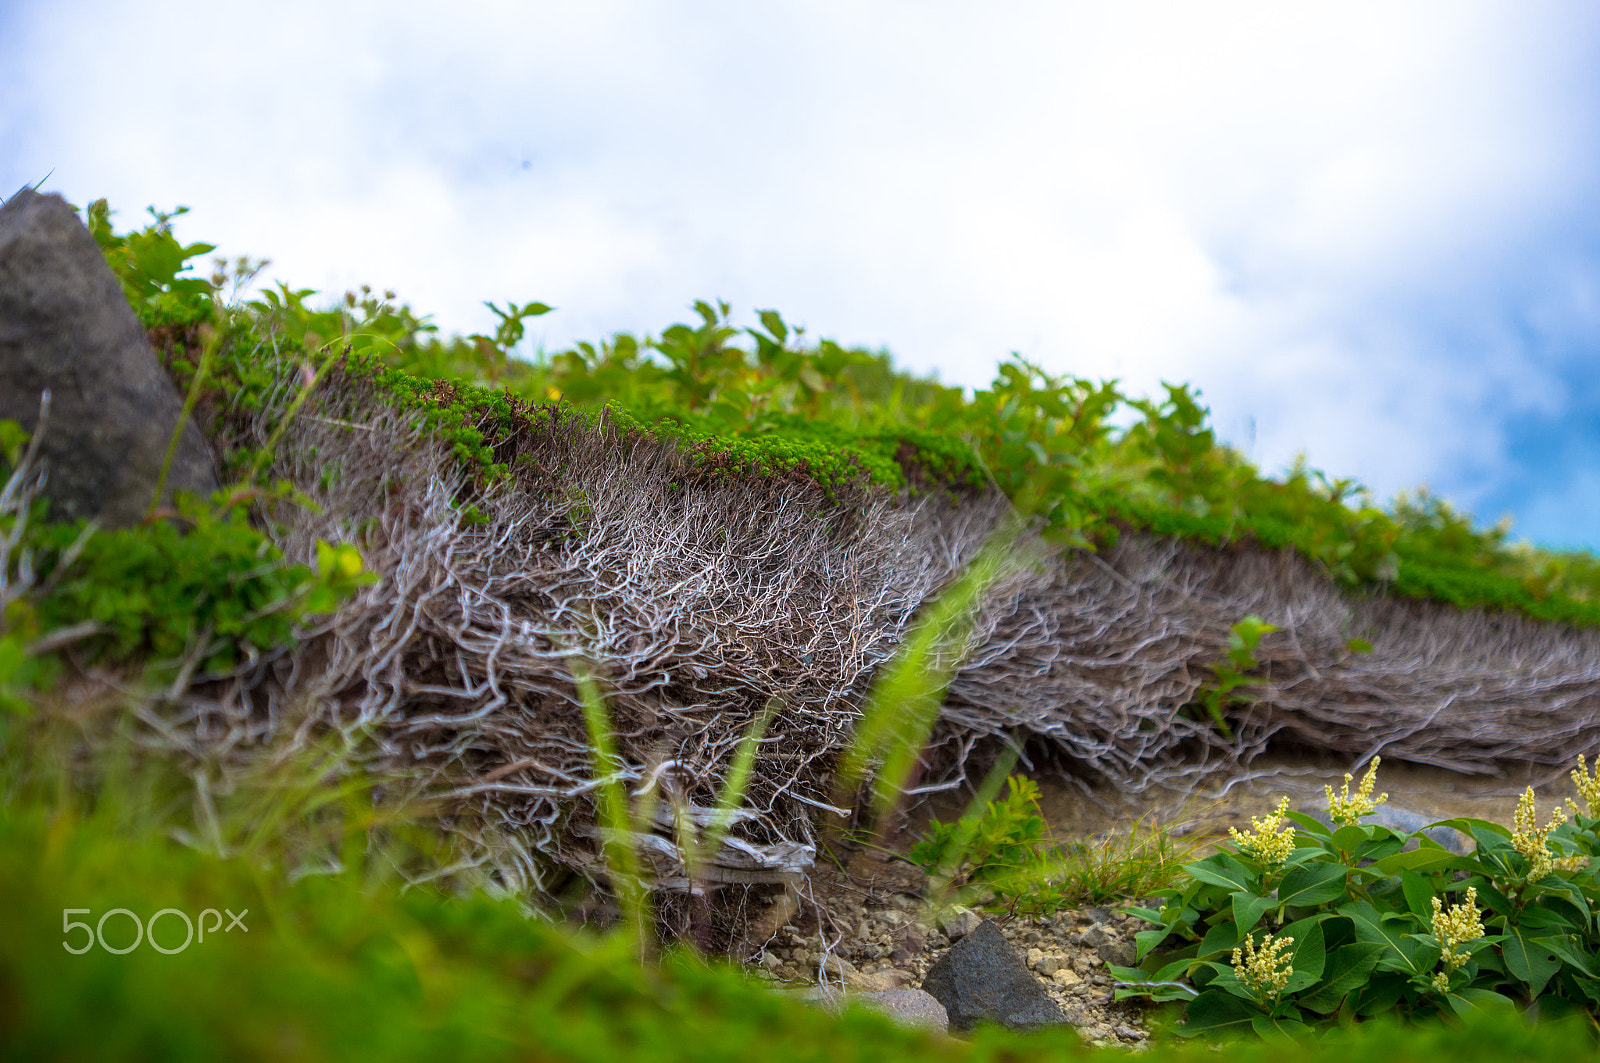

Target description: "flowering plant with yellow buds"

left=1115, top=755, right=1600, bottom=1040
left=1325, top=757, right=1387, bottom=827
left=1228, top=796, right=1297, bottom=867
left=1231, top=931, right=1296, bottom=1004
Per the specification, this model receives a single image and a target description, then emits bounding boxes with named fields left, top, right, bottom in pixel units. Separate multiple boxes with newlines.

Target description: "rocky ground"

left=742, top=845, right=1160, bottom=1048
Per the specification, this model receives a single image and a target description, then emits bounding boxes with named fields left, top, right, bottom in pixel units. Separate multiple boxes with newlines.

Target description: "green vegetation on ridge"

left=77, top=197, right=1598, bottom=632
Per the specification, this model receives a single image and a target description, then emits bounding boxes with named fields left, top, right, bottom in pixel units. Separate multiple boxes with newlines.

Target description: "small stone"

left=818, top=955, right=858, bottom=983
left=938, top=906, right=983, bottom=941
left=847, top=968, right=915, bottom=992
left=1096, top=940, right=1136, bottom=967
left=1052, top=967, right=1082, bottom=986
left=1026, top=946, right=1044, bottom=969
left=892, top=925, right=927, bottom=954
left=1036, top=955, right=1062, bottom=977
left=1076, top=923, right=1113, bottom=948
left=1115, top=1025, right=1147, bottom=1042
left=762, top=952, right=783, bottom=972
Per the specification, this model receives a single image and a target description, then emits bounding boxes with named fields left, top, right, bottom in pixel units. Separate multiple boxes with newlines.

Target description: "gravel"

left=749, top=892, right=1159, bottom=1050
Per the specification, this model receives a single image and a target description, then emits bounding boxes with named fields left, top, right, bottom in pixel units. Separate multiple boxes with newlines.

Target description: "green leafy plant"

left=85, top=200, right=218, bottom=330
left=29, top=494, right=375, bottom=675
left=911, top=773, right=1199, bottom=918
left=1185, top=614, right=1280, bottom=738
left=1114, top=757, right=1600, bottom=1040
left=911, top=773, right=1065, bottom=918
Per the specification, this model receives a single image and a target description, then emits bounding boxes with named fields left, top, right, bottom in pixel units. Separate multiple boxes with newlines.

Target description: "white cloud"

left=5, top=0, right=1599, bottom=545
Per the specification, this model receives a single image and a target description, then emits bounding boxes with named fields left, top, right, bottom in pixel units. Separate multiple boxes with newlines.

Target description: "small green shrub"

left=1115, top=757, right=1600, bottom=1040
left=911, top=774, right=1198, bottom=918
left=1183, top=614, right=1280, bottom=738
left=86, top=200, right=218, bottom=330
left=912, top=775, right=1060, bottom=917
left=24, top=493, right=374, bottom=675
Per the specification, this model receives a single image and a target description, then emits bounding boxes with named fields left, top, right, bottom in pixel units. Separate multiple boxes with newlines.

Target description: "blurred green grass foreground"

left=1, top=725, right=1593, bottom=1062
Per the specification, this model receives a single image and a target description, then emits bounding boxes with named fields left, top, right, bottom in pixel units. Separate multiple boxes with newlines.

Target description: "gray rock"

left=0, top=189, right=216, bottom=527
left=784, top=987, right=948, bottom=1033
left=1095, top=939, right=1136, bottom=967
left=1076, top=923, right=1114, bottom=948
left=854, top=990, right=949, bottom=1032
left=937, top=906, right=982, bottom=941
left=921, top=920, right=1069, bottom=1032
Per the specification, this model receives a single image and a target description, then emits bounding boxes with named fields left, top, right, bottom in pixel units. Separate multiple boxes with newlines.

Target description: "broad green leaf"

left=1231, top=892, right=1274, bottom=933
left=1432, top=816, right=1510, bottom=840
left=1297, top=942, right=1386, bottom=1014
left=1199, top=920, right=1246, bottom=960
left=1135, top=926, right=1181, bottom=961
left=1528, top=884, right=1591, bottom=928
left=1340, top=899, right=1430, bottom=975
left=1276, top=862, right=1348, bottom=909
left=1368, top=846, right=1468, bottom=877
left=1353, top=835, right=1406, bottom=862
left=1456, top=876, right=1514, bottom=917
left=1543, top=937, right=1598, bottom=979
left=1279, top=846, right=1327, bottom=871
left=1181, top=988, right=1257, bottom=1037
left=1444, top=987, right=1517, bottom=1019
left=1501, top=927, right=1561, bottom=997
left=1184, top=853, right=1260, bottom=894
left=1400, top=870, right=1435, bottom=921
left=1508, top=905, right=1576, bottom=933
left=1283, top=810, right=1331, bottom=837
left=1250, top=1012, right=1311, bottom=1042
left=1354, top=973, right=1408, bottom=1016
left=1278, top=917, right=1328, bottom=983
left=1331, top=824, right=1369, bottom=852
left=1153, top=955, right=1201, bottom=983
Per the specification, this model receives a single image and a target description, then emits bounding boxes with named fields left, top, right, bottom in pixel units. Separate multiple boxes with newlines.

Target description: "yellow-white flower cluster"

left=1229, top=796, right=1296, bottom=866
left=1232, top=931, right=1295, bottom=1002
left=1567, top=755, right=1600, bottom=819
left=1325, top=757, right=1388, bottom=827
left=1512, top=787, right=1579, bottom=882
left=1428, top=887, right=1484, bottom=992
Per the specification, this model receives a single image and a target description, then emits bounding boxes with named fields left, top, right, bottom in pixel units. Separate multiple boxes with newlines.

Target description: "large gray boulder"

left=0, top=188, right=216, bottom=527
left=921, top=919, right=1069, bottom=1033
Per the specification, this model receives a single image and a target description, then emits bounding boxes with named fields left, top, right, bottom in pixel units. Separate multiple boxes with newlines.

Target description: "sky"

left=3, top=1, right=1599, bottom=553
